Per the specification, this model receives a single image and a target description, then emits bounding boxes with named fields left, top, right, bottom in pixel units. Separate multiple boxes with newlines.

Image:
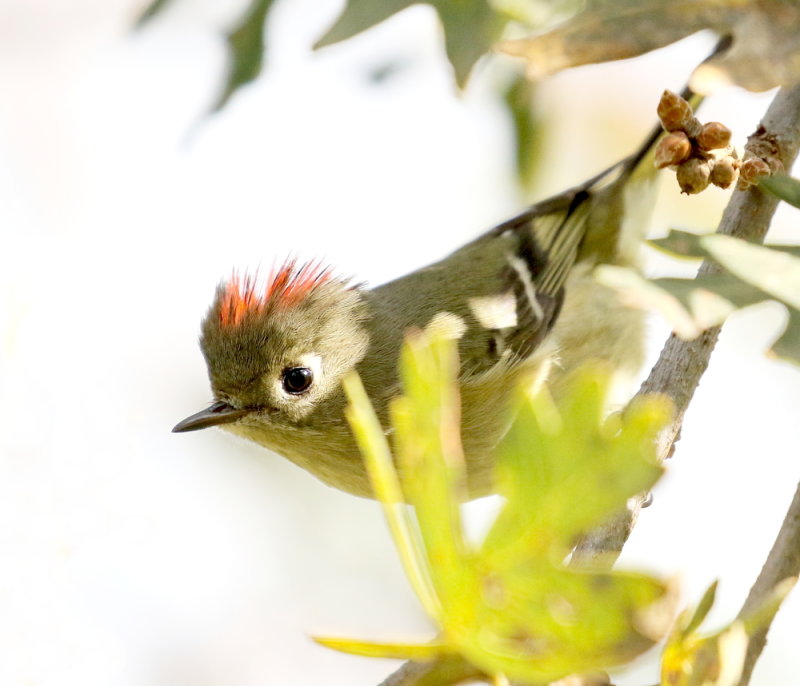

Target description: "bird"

left=172, top=75, right=714, bottom=499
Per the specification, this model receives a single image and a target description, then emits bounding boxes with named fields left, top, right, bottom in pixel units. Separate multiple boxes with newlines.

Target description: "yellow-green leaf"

left=391, top=320, right=479, bottom=623
left=482, top=367, right=667, bottom=563
left=344, top=333, right=677, bottom=684
left=313, top=635, right=447, bottom=660
left=343, top=372, right=441, bottom=621
left=661, top=578, right=796, bottom=686
left=461, top=561, right=675, bottom=682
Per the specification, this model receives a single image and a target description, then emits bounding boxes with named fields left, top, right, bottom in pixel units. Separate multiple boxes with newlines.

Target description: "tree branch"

left=735, top=480, right=800, bottom=686
left=571, top=82, right=800, bottom=567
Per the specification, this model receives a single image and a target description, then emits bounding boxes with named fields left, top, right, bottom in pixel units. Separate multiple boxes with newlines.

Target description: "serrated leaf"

left=314, top=0, right=508, bottom=87
left=482, top=367, right=667, bottom=564
left=499, top=0, right=800, bottom=93
left=343, top=332, right=677, bottom=683
left=761, top=174, right=800, bottom=209
left=463, top=562, right=675, bottom=682
left=212, top=0, right=276, bottom=112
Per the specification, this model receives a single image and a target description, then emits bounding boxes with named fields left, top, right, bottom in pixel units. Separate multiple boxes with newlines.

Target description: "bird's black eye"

left=282, top=367, right=314, bottom=394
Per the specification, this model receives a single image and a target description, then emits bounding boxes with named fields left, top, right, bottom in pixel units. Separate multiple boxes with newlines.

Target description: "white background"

left=1, top=1, right=798, bottom=684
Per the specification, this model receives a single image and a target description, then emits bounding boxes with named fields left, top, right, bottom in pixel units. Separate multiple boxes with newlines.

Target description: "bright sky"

left=1, top=1, right=798, bottom=685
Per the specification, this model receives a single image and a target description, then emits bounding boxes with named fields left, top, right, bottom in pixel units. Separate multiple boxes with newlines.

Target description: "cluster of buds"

left=654, top=90, right=739, bottom=194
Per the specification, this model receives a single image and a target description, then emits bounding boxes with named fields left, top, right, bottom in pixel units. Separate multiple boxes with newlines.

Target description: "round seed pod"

left=739, top=157, right=771, bottom=185
left=655, top=132, right=692, bottom=168
left=697, top=122, right=732, bottom=151
left=709, top=157, right=739, bottom=189
left=676, top=157, right=711, bottom=194
left=657, top=90, right=694, bottom=132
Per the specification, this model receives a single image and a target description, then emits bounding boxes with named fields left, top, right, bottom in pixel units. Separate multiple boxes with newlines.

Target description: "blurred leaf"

left=135, top=0, right=173, bottom=27
left=682, top=580, right=719, bottom=638
left=344, top=372, right=441, bottom=621
left=499, top=0, right=800, bottom=93
left=596, top=266, right=745, bottom=337
left=650, top=229, right=709, bottom=260
left=501, top=70, right=544, bottom=190
left=663, top=621, right=748, bottom=686
left=332, top=329, right=675, bottom=683
left=212, top=0, right=276, bottom=112
left=313, top=636, right=447, bottom=660
left=482, top=367, right=668, bottom=563
left=314, top=0, right=509, bottom=87
left=598, top=230, right=800, bottom=364
left=391, top=317, right=478, bottom=621
left=463, top=561, right=676, bottom=681
left=661, top=578, right=796, bottom=686
left=701, top=233, right=800, bottom=310
left=760, top=174, right=800, bottom=209
left=652, top=229, right=800, bottom=261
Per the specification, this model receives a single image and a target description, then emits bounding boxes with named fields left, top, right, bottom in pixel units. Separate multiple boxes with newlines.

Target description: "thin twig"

left=571, top=83, right=800, bottom=567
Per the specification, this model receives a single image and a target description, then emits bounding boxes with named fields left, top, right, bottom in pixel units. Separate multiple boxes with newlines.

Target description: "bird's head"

left=173, top=259, right=369, bottom=434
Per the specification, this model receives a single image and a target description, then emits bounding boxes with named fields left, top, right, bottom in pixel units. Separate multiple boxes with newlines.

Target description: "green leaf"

left=135, top=0, right=174, bottom=27
left=701, top=233, right=800, bottom=310
left=213, top=0, right=276, bottom=112
left=482, top=366, right=668, bottom=563
left=314, top=0, right=509, bottom=87
left=701, top=234, right=800, bottom=362
left=649, top=229, right=708, bottom=260
left=653, top=229, right=800, bottom=262
left=599, top=231, right=800, bottom=364
left=501, top=70, right=544, bottom=190
left=761, top=174, right=800, bottom=209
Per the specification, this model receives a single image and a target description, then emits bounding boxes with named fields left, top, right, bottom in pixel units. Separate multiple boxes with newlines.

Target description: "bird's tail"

left=495, top=37, right=731, bottom=303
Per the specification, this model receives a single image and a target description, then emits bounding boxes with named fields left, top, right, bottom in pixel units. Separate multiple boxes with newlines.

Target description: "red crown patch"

left=218, top=259, right=333, bottom=327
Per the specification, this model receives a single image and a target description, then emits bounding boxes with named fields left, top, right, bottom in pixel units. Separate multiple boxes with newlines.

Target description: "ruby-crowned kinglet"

left=173, top=81, right=705, bottom=498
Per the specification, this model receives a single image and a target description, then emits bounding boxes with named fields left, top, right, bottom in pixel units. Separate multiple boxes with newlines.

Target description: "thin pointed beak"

left=172, top=401, right=249, bottom=433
